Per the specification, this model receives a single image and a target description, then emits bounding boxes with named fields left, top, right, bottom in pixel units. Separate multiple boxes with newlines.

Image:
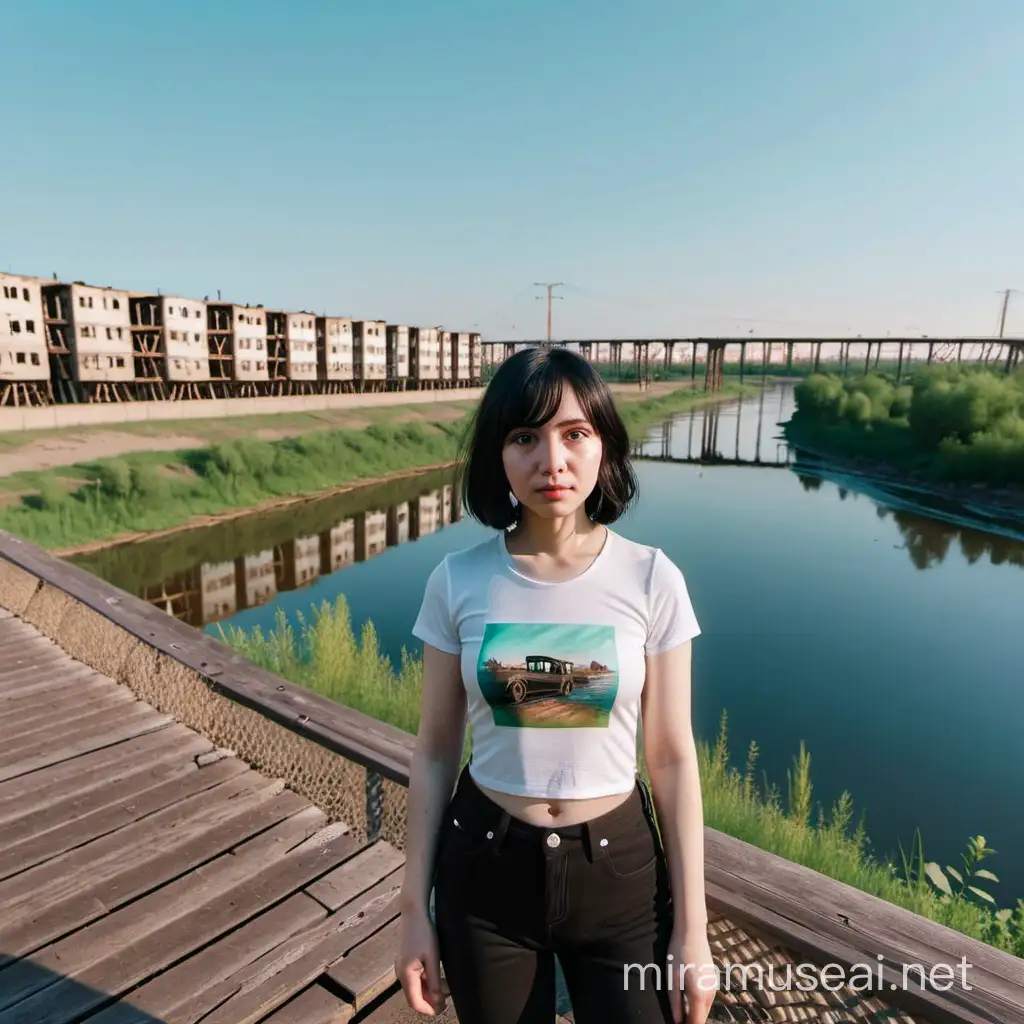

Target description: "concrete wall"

left=0, top=385, right=485, bottom=432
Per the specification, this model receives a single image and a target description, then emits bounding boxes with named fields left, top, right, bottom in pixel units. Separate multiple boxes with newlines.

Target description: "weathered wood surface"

left=0, top=611, right=407, bottom=1023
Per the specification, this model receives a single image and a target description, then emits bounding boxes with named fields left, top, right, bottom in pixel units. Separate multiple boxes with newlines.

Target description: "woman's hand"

left=395, top=907, right=448, bottom=1016
left=669, top=927, right=719, bottom=1024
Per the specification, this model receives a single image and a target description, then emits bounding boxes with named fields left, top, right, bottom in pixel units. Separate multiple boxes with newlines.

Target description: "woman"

left=396, top=345, right=717, bottom=1023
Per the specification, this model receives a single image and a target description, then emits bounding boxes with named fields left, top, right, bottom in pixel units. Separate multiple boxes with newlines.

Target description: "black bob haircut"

left=458, top=345, right=639, bottom=530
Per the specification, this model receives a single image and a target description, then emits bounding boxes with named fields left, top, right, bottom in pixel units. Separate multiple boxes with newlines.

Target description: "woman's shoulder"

left=604, top=530, right=688, bottom=591
left=432, top=532, right=504, bottom=579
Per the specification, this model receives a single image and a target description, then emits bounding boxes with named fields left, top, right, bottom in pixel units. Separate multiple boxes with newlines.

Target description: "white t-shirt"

left=412, top=527, right=701, bottom=799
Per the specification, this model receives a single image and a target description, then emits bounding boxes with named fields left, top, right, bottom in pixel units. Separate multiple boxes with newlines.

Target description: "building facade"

left=316, top=317, right=354, bottom=383
left=353, top=320, right=386, bottom=384
left=0, top=274, right=49, bottom=385
left=385, top=324, right=410, bottom=385
left=129, top=295, right=210, bottom=385
left=207, top=304, right=267, bottom=383
left=409, top=326, right=440, bottom=385
left=42, top=281, right=134, bottom=385
left=286, top=312, right=318, bottom=383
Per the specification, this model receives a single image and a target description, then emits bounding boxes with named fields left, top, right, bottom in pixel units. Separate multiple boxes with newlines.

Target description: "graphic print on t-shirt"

left=476, top=622, right=619, bottom=728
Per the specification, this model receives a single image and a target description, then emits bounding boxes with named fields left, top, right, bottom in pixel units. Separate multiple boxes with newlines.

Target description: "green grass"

left=0, top=381, right=755, bottom=551
left=222, top=598, right=1024, bottom=959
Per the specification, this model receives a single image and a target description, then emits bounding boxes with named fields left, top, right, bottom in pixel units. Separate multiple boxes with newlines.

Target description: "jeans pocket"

left=599, top=822, right=658, bottom=879
left=438, top=811, right=494, bottom=865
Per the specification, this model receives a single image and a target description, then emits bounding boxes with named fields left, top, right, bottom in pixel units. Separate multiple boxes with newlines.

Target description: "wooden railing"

left=1, top=528, right=1022, bottom=1024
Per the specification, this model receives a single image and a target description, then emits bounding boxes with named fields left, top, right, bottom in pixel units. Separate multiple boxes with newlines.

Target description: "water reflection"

left=69, top=468, right=465, bottom=630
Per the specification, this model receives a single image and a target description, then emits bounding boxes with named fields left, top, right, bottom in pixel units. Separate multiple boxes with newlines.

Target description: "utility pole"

left=997, top=289, right=1020, bottom=372
left=534, top=282, right=563, bottom=343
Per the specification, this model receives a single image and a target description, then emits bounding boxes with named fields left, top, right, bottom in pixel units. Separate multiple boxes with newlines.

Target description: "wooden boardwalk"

left=0, top=607, right=411, bottom=1024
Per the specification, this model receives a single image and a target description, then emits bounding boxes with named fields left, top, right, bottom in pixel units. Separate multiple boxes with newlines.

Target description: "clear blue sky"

left=3, top=1, right=1022, bottom=340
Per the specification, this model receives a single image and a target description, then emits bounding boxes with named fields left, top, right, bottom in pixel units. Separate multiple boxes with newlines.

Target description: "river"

left=70, top=383, right=1024, bottom=906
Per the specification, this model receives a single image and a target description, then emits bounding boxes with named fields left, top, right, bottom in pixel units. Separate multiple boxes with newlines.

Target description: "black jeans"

left=432, top=764, right=680, bottom=1023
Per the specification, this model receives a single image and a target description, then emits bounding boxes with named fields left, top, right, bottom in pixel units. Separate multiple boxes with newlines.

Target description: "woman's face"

left=501, top=384, right=604, bottom=521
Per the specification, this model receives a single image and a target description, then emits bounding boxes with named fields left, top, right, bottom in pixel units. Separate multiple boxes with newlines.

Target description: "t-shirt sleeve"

left=645, top=548, right=701, bottom=655
left=411, top=558, right=461, bottom=655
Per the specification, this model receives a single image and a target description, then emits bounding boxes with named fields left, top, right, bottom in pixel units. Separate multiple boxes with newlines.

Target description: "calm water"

left=71, top=385, right=1024, bottom=903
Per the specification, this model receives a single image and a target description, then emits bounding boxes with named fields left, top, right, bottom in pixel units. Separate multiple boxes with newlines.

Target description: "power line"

left=534, top=282, right=564, bottom=342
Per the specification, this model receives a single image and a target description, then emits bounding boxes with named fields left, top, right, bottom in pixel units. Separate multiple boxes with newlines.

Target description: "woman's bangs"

left=498, top=363, right=565, bottom=435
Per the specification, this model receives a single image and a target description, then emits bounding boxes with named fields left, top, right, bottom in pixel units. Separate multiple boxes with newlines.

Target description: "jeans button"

left=546, top=832, right=561, bottom=848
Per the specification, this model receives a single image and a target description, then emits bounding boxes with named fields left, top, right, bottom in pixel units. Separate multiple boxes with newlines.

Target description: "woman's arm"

left=641, top=640, right=717, bottom=1023
left=396, top=642, right=467, bottom=1016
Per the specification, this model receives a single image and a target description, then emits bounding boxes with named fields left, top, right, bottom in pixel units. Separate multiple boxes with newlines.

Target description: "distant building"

left=386, top=501, right=410, bottom=546
left=267, top=311, right=317, bottom=386
left=453, top=331, right=471, bottom=384
left=0, top=273, right=49, bottom=391
left=316, top=317, right=354, bottom=385
left=439, top=330, right=454, bottom=384
left=356, top=509, right=388, bottom=560
left=409, top=326, right=440, bottom=386
left=129, top=295, right=209, bottom=391
left=469, top=332, right=482, bottom=382
left=207, top=303, right=267, bottom=384
left=353, top=320, right=386, bottom=386
left=385, top=324, right=410, bottom=387
left=41, top=281, right=134, bottom=397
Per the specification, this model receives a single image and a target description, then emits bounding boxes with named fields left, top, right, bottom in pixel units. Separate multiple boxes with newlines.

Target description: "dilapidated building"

left=129, top=295, right=210, bottom=398
left=385, top=324, right=410, bottom=389
left=353, top=320, right=387, bottom=389
left=41, top=281, right=134, bottom=401
left=409, top=326, right=441, bottom=387
left=469, top=332, right=482, bottom=384
left=0, top=273, right=50, bottom=405
left=439, top=330, right=454, bottom=386
left=267, top=311, right=318, bottom=393
left=316, top=317, right=354, bottom=391
left=207, top=304, right=267, bottom=391
left=453, top=331, right=471, bottom=386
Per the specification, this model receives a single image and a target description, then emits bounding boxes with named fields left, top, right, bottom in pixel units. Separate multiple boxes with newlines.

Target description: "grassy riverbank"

left=0, top=380, right=752, bottom=551
left=222, top=599, right=1024, bottom=958
left=784, top=367, right=1024, bottom=506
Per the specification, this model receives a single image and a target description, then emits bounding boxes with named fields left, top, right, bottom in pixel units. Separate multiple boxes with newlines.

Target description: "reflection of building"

left=356, top=509, right=387, bottom=561
left=201, top=561, right=238, bottom=623
left=293, top=534, right=322, bottom=587
left=323, top=518, right=355, bottom=572
left=238, top=549, right=276, bottom=607
left=386, top=501, right=409, bottom=546
left=136, top=475, right=467, bottom=628
left=415, top=490, right=442, bottom=537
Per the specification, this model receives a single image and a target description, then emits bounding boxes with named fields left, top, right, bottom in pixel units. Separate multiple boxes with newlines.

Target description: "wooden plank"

left=306, top=841, right=405, bottom=911
left=704, top=828, right=1024, bottom=1024
left=0, top=772, right=309, bottom=961
left=259, top=984, right=355, bottom=1024
left=0, top=688, right=141, bottom=745
left=326, top=917, right=403, bottom=1013
left=0, top=723, right=209, bottom=825
left=0, top=682, right=137, bottom=740
left=0, top=709, right=174, bottom=783
left=0, top=701, right=162, bottom=766
left=0, top=755, right=248, bottom=879
left=0, top=810, right=335, bottom=1023
left=0, top=656, right=95, bottom=693
left=84, top=895, right=327, bottom=1024
left=0, top=664, right=105, bottom=702
left=190, top=865, right=404, bottom=1024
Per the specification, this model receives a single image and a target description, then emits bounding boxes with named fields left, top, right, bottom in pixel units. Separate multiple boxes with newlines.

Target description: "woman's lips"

left=537, top=485, right=572, bottom=499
